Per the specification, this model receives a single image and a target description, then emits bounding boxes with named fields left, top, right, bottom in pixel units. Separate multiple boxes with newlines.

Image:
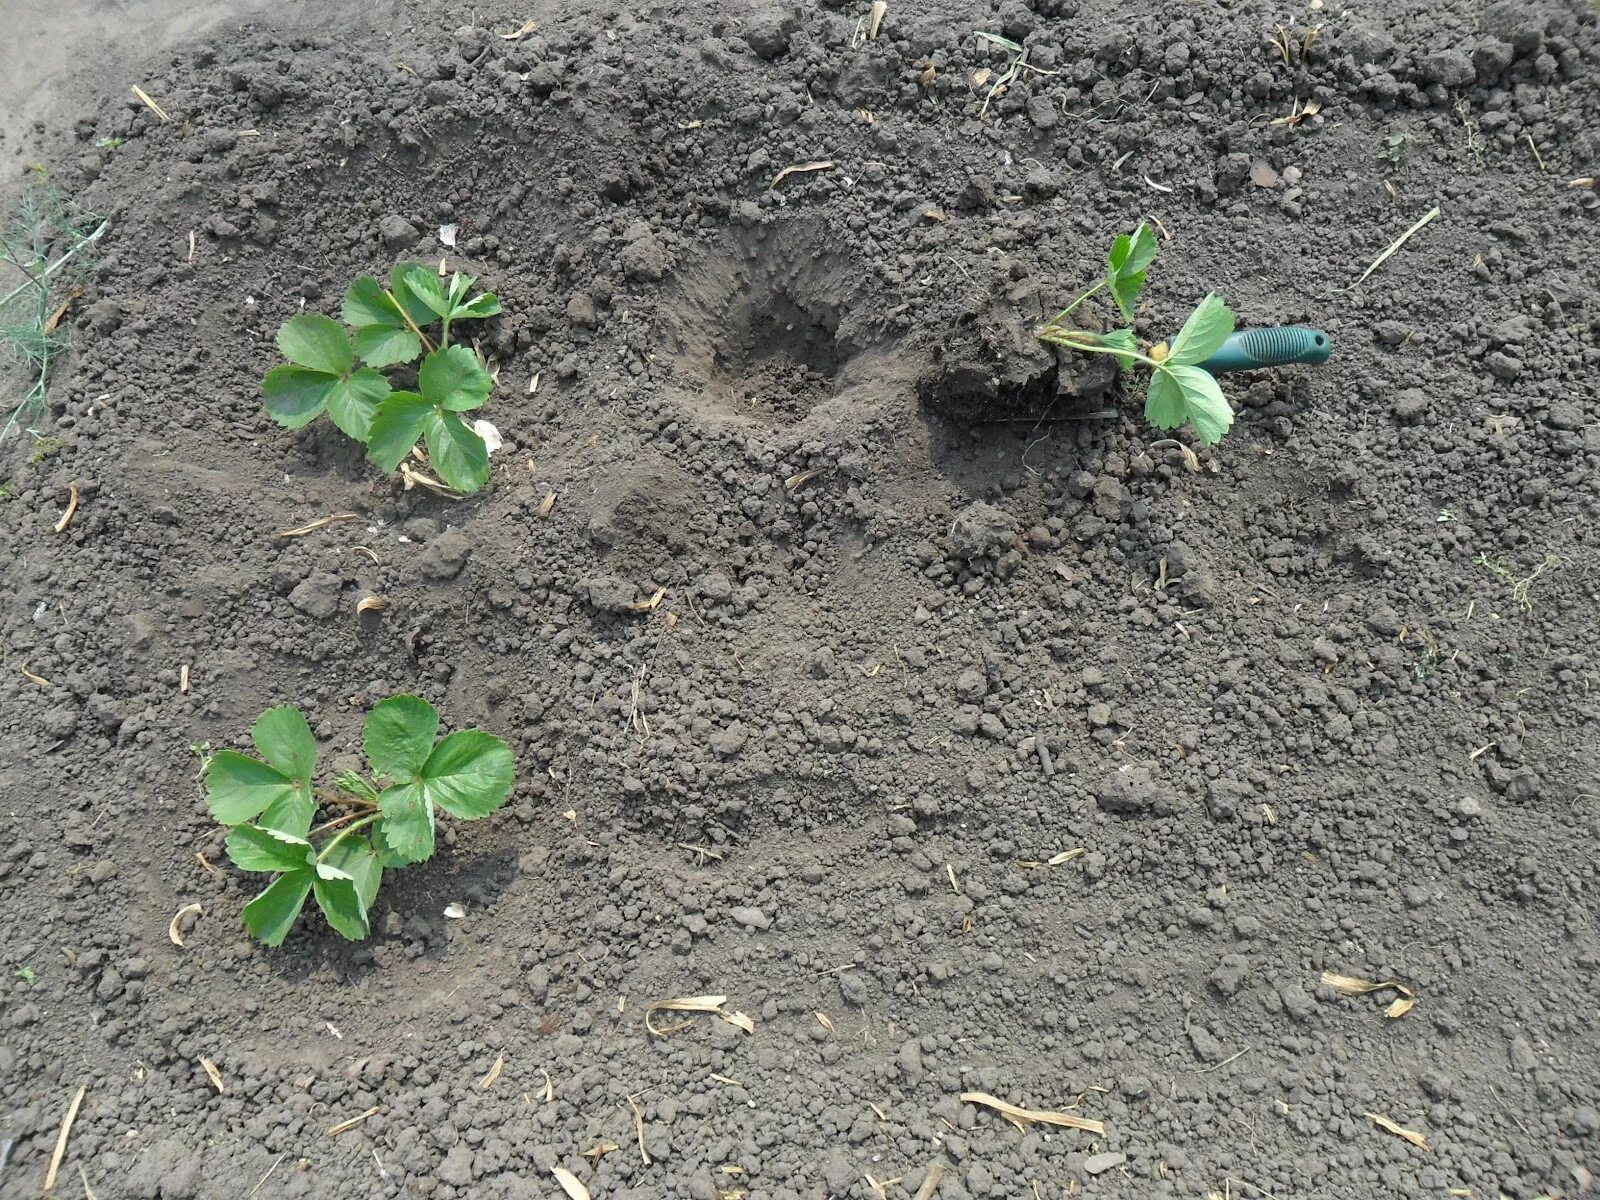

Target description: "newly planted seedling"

left=1038, top=224, right=1239, bottom=446
left=205, top=697, right=515, bottom=945
left=261, top=264, right=503, bottom=492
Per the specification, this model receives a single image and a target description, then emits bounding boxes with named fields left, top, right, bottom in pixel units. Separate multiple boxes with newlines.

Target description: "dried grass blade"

left=327, top=1105, right=381, bottom=1136
left=274, top=513, right=361, bottom=538
left=913, top=1161, right=945, bottom=1200
left=168, top=903, right=202, bottom=947
left=479, top=1053, right=504, bottom=1089
left=199, top=1058, right=225, bottom=1093
left=771, top=161, right=834, bottom=188
left=1321, top=970, right=1415, bottom=1017
left=960, top=1091, right=1105, bottom=1135
left=1047, top=848, right=1084, bottom=866
left=1353, top=206, right=1440, bottom=287
left=131, top=85, right=170, bottom=121
left=551, top=1166, right=591, bottom=1200
left=54, top=483, right=79, bottom=533
left=1365, top=1111, right=1430, bottom=1151
left=645, top=994, right=755, bottom=1036
left=43, top=1084, right=87, bottom=1191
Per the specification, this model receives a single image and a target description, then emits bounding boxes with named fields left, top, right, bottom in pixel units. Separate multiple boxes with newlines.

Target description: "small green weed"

left=27, top=435, right=64, bottom=464
left=0, top=186, right=107, bottom=442
left=973, top=31, right=1057, bottom=118
left=1474, top=551, right=1560, bottom=613
left=95, top=137, right=127, bottom=151
left=1378, top=131, right=1407, bottom=167
left=1038, top=223, right=1238, bottom=445
left=261, top=264, right=502, bottom=493
left=15, top=965, right=37, bottom=985
left=204, top=697, right=514, bottom=945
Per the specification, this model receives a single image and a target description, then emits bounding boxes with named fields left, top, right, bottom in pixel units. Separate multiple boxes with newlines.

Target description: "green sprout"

left=1038, top=223, right=1239, bottom=446
left=973, top=31, right=1058, bottom=118
left=204, top=697, right=515, bottom=946
left=16, top=965, right=37, bottom=985
left=261, top=264, right=502, bottom=493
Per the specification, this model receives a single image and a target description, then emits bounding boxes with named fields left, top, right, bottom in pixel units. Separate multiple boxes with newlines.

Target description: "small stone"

left=838, top=971, right=869, bottom=1005
left=379, top=214, right=419, bottom=248
left=728, top=905, right=770, bottom=930
left=1392, top=388, right=1430, bottom=423
left=418, top=530, right=471, bottom=580
left=288, top=570, right=342, bottom=619
left=954, top=667, right=987, bottom=702
left=1420, top=48, right=1475, bottom=86
left=1083, top=1152, right=1127, bottom=1176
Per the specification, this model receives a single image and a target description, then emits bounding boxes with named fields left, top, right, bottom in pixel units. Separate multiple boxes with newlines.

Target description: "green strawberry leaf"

left=344, top=277, right=423, bottom=368
left=1109, top=270, right=1147, bottom=322
left=390, top=264, right=440, bottom=328
left=252, top=707, right=317, bottom=783
left=322, top=835, right=383, bottom=911
left=400, top=265, right=452, bottom=319
left=418, top=345, right=492, bottom=411
left=225, top=824, right=314, bottom=873
left=243, top=870, right=313, bottom=946
left=1163, top=363, right=1236, bottom=446
left=1146, top=367, right=1188, bottom=430
left=452, top=292, right=501, bottom=320
left=375, top=781, right=436, bottom=864
left=366, top=391, right=433, bottom=472
left=1166, top=293, right=1236, bottom=366
left=277, top=314, right=354, bottom=375
left=312, top=863, right=369, bottom=940
left=420, top=729, right=515, bottom=819
left=205, top=751, right=297, bottom=826
left=261, top=367, right=336, bottom=429
left=424, top=411, right=490, bottom=493
left=364, top=694, right=439, bottom=780
left=258, top=791, right=316, bottom=839
left=324, top=369, right=390, bottom=441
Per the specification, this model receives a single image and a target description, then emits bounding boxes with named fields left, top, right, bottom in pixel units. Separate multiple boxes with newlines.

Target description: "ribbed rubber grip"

left=1197, top=326, right=1332, bottom=375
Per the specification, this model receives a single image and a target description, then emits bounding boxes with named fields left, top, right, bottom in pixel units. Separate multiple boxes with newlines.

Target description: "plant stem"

left=0, top=219, right=108, bottom=312
left=440, top=316, right=452, bottom=349
left=316, top=812, right=382, bottom=857
left=1040, top=331, right=1162, bottom=372
left=309, top=810, right=375, bottom=840
left=317, top=788, right=377, bottom=809
left=1042, top=279, right=1105, bottom=330
left=385, top=288, right=437, bottom=354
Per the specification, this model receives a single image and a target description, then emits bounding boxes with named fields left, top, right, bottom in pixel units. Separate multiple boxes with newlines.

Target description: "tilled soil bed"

left=2, top=0, right=1599, bottom=1197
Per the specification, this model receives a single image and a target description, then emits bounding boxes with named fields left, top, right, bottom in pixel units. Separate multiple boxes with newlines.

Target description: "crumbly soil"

left=2, top=0, right=1599, bottom=1197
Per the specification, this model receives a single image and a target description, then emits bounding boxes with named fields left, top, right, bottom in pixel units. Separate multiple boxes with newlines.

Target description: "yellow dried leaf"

left=771, top=161, right=834, bottom=188
left=815, top=1011, right=835, bottom=1033
left=168, top=902, right=202, bottom=947
left=1322, top=971, right=1416, bottom=1016
left=551, top=1166, right=591, bottom=1200
left=536, top=490, right=557, bottom=517
left=1365, top=1111, right=1430, bottom=1151
left=1385, top=996, right=1417, bottom=1019
left=199, top=1058, right=225, bottom=1093
left=960, top=1091, right=1105, bottom=1135
left=498, top=18, right=537, bottom=40
left=1047, top=848, right=1084, bottom=866
left=356, top=595, right=388, bottom=615
left=867, top=0, right=886, bottom=39
left=645, top=995, right=755, bottom=1037
left=479, top=1054, right=504, bottom=1089
left=629, top=587, right=668, bottom=612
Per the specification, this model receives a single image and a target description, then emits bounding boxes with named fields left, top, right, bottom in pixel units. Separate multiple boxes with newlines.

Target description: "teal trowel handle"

left=1196, top=326, right=1331, bottom=375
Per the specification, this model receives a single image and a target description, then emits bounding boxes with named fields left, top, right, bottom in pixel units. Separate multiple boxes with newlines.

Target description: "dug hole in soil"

left=1, top=0, right=1598, bottom=1197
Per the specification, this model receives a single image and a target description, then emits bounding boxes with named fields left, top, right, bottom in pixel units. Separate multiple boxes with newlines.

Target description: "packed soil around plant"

left=2, top=0, right=1598, bottom=1197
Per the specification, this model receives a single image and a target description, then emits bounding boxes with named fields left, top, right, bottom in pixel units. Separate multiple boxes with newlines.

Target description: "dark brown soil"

left=2, top=0, right=1599, bottom=1198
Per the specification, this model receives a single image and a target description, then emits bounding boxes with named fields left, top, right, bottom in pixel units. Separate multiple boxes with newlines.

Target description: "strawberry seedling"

left=204, top=697, right=515, bottom=945
left=1038, top=224, right=1239, bottom=446
left=261, top=263, right=503, bottom=492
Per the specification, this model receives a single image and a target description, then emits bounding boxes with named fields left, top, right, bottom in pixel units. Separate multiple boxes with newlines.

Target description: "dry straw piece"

left=43, top=1084, right=87, bottom=1192
left=168, top=902, right=202, bottom=947
left=551, top=1166, right=591, bottom=1200
left=771, top=161, right=834, bottom=188
left=479, top=1054, right=504, bottom=1089
left=130, top=85, right=170, bottom=121
left=913, top=1162, right=945, bottom=1200
left=645, top=994, right=755, bottom=1036
left=1321, top=971, right=1416, bottom=1018
left=54, top=483, right=79, bottom=533
left=327, top=1105, right=381, bottom=1136
left=274, top=512, right=361, bottom=538
left=199, top=1058, right=225, bottom=1093
left=356, top=595, right=388, bottom=616
left=960, top=1091, right=1106, bottom=1136
left=1365, top=1111, right=1430, bottom=1151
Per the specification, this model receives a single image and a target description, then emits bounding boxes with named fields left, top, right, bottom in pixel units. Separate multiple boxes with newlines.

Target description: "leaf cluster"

left=1037, top=223, right=1238, bottom=446
left=205, top=698, right=515, bottom=945
left=261, top=264, right=502, bottom=492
